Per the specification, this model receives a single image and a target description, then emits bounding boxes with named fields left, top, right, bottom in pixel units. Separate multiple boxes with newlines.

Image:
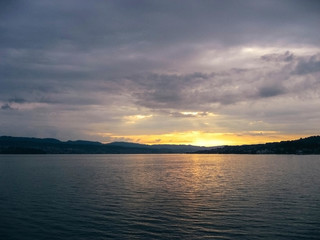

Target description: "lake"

left=0, top=154, right=319, bottom=239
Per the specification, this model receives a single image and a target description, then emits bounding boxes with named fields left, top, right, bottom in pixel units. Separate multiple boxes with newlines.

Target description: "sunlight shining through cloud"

left=123, top=115, right=153, bottom=124
left=1, top=0, right=320, bottom=145
left=93, top=130, right=306, bottom=147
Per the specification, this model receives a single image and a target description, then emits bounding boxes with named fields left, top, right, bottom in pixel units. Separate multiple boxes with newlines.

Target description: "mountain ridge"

left=0, top=136, right=212, bottom=154
left=194, top=135, right=320, bottom=154
left=1, top=135, right=320, bottom=154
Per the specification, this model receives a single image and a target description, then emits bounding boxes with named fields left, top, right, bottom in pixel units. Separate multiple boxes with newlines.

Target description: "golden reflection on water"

left=2, top=154, right=320, bottom=239
left=116, top=154, right=241, bottom=212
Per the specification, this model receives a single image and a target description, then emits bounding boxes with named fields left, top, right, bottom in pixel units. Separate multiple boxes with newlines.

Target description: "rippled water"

left=1, top=154, right=320, bottom=239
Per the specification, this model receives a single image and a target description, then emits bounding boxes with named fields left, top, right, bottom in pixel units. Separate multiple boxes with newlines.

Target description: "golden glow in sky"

left=1, top=1, right=319, bottom=144
left=96, top=131, right=306, bottom=147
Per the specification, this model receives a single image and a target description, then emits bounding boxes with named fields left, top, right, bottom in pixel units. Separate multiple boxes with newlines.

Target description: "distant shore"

left=193, top=136, right=320, bottom=155
left=1, top=135, right=320, bottom=155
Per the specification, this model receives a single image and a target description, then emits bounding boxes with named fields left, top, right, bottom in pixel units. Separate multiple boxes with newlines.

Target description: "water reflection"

left=0, top=154, right=319, bottom=239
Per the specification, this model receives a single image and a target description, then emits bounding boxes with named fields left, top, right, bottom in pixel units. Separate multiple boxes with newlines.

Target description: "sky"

left=1, top=0, right=320, bottom=146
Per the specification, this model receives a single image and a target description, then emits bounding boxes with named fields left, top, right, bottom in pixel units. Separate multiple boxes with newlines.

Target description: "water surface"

left=0, top=154, right=319, bottom=239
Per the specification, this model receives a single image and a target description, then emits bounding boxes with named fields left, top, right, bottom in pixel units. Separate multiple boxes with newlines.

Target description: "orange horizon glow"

left=96, top=131, right=308, bottom=147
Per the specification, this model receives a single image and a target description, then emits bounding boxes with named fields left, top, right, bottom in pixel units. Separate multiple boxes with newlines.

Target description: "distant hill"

left=194, top=136, right=320, bottom=154
left=2, top=135, right=320, bottom=154
left=0, top=136, right=212, bottom=154
left=108, top=142, right=214, bottom=152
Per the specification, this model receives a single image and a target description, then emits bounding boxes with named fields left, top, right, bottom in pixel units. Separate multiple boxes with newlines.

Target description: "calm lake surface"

left=0, top=154, right=319, bottom=239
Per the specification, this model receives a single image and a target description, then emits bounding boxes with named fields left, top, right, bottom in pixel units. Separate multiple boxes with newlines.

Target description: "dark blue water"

left=0, top=154, right=319, bottom=239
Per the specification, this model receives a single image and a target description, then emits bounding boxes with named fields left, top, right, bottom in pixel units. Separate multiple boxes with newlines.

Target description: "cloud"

left=1, top=103, right=13, bottom=110
left=127, top=67, right=285, bottom=110
left=261, top=51, right=295, bottom=62
left=258, top=85, right=286, bottom=98
left=1, top=0, right=320, bottom=53
left=9, top=98, right=27, bottom=104
left=0, top=0, right=320, bottom=142
left=169, top=111, right=209, bottom=118
left=294, top=54, right=320, bottom=75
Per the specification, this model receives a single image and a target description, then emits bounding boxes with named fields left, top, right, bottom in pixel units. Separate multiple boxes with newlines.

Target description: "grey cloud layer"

left=122, top=52, right=319, bottom=111
left=2, top=0, right=320, bottom=48
left=1, top=0, right=320, bottom=139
